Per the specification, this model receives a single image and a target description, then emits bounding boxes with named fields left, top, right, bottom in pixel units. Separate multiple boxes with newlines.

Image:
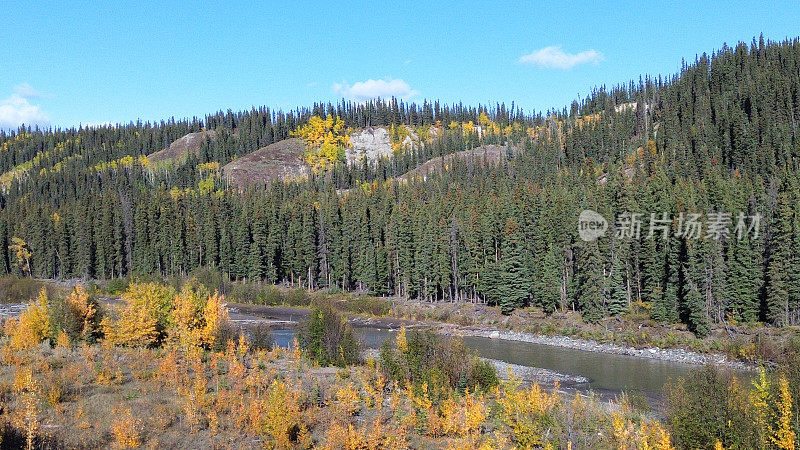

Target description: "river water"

left=270, top=327, right=706, bottom=396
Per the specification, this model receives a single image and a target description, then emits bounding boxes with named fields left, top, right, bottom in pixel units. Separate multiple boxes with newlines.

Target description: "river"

left=270, top=327, right=707, bottom=397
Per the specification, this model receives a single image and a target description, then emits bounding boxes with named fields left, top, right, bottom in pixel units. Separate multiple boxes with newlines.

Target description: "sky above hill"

left=2, top=0, right=799, bottom=131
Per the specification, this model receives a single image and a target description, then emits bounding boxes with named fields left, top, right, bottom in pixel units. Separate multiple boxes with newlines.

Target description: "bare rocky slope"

left=146, top=129, right=218, bottom=164
left=221, top=138, right=309, bottom=189
left=396, top=144, right=509, bottom=184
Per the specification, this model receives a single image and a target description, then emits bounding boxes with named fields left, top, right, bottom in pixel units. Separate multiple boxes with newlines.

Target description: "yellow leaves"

left=611, top=410, right=675, bottom=450
left=771, top=374, right=796, bottom=450
left=110, top=406, right=142, bottom=448
left=438, top=390, right=487, bottom=437
left=56, top=330, right=71, bottom=348
left=462, top=121, right=475, bottom=135
left=336, top=383, right=361, bottom=416
left=119, top=154, right=134, bottom=168
left=102, top=306, right=158, bottom=348
left=12, top=366, right=39, bottom=450
left=478, top=112, right=492, bottom=127
left=248, top=379, right=310, bottom=449
left=105, top=282, right=231, bottom=351
left=495, top=376, right=560, bottom=448
left=66, top=285, right=98, bottom=341
left=200, top=291, right=229, bottom=349
left=293, top=115, right=350, bottom=173
left=646, top=139, right=658, bottom=156
left=172, top=285, right=206, bottom=350
left=8, top=288, right=50, bottom=351
left=396, top=326, right=408, bottom=353
left=196, top=161, right=220, bottom=173
left=169, top=186, right=183, bottom=200
left=9, top=237, right=32, bottom=276
left=751, top=367, right=771, bottom=446
left=198, top=175, right=215, bottom=194
left=103, top=282, right=175, bottom=348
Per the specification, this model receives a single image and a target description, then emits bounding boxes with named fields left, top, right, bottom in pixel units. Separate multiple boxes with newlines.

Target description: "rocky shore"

left=489, top=359, right=591, bottom=386
left=458, top=328, right=753, bottom=371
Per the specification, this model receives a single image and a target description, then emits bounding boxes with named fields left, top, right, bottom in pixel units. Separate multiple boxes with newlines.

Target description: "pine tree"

left=607, top=253, right=628, bottom=315
left=534, top=245, right=562, bottom=314
left=576, top=240, right=605, bottom=323
left=490, top=220, right=531, bottom=315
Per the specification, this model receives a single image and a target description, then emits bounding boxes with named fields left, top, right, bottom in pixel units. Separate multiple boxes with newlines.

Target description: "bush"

left=380, top=328, right=498, bottom=403
left=104, top=277, right=130, bottom=296
left=665, top=365, right=759, bottom=448
left=247, top=323, right=274, bottom=351
left=48, top=285, right=103, bottom=344
left=339, top=294, right=391, bottom=316
left=0, top=276, right=44, bottom=304
left=299, top=303, right=360, bottom=367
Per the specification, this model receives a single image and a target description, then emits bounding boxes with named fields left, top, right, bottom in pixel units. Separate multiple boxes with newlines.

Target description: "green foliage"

left=379, top=328, right=498, bottom=403
left=299, top=303, right=360, bottom=367
left=665, top=366, right=759, bottom=449
left=3, top=38, right=800, bottom=336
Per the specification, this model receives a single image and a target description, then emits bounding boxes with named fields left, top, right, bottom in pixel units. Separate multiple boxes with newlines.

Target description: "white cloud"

left=13, top=83, right=44, bottom=99
left=333, top=78, right=418, bottom=101
left=518, top=46, right=604, bottom=70
left=0, top=85, right=50, bottom=131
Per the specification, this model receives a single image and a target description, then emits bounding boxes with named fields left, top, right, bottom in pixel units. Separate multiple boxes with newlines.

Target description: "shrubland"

left=0, top=280, right=685, bottom=449
left=1, top=280, right=800, bottom=448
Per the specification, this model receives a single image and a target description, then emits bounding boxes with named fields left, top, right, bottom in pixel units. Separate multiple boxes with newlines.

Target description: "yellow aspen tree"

left=66, top=285, right=98, bottom=341
left=396, top=326, right=408, bottom=353
left=201, top=291, right=230, bottom=349
left=772, top=374, right=796, bottom=450
left=12, top=367, right=39, bottom=450
left=751, top=367, right=772, bottom=447
left=10, top=288, right=50, bottom=351
left=8, top=237, right=32, bottom=276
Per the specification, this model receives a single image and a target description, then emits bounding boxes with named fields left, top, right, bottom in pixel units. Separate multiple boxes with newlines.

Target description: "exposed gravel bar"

left=489, top=359, right=591, bottom=386
left=459, top=329, right=753, bottom=371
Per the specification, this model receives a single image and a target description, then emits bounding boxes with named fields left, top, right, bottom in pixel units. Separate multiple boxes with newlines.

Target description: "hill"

left=221, top=138, right=308, bottom=188
left=396, top=144, right=508, bottom=184
left=147, top=129, right=217, bottom=164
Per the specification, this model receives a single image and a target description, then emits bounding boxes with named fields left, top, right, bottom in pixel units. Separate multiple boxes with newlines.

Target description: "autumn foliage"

left=292, top=115, right=349, bottom=173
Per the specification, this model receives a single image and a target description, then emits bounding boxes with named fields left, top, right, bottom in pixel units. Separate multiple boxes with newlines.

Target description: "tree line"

left=1, top=37, right=800, bottom=335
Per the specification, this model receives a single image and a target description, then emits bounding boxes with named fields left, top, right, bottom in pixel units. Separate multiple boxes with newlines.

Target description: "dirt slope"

left=221, top=138, right=309, bottom=189
left=396, top=144, right=509, bottom=183
left=147, top=129, right=217, bottom=164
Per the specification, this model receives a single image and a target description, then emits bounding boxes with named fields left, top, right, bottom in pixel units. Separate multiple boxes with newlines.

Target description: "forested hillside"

left=2, top=37, right=800, bottom=336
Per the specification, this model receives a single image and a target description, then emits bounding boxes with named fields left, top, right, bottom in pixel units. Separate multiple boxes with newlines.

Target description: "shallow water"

left=271, top=327, right=709, bottom=396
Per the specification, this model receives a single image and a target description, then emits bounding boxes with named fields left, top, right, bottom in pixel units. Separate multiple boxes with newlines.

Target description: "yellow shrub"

left=9, top=288, right=50, bottom=351
left=495, top=376, right=560, bottom=448
left=248, top=380, right=310, bottom=448
left=12, top=367, right=39, bottom=450
left=336, top=383, right=361, bottom=416
left=65, top=285, right=99, bottom=341
left=111, top=406, right=142, bottom=448
left=200, top=291, right=229, bottom=349
left=103, top=282, right=175, bottom=347
left=772, top=374, right=796, bottom=450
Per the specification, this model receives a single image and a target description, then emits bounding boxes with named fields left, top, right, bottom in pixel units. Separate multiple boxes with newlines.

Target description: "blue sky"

left=2, top=0, right=799, bottom=131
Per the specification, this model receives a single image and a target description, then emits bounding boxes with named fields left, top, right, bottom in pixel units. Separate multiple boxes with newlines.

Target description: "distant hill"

left=396, top=144, right=508, bottom=184
left=221, top=138, right=308, bottom=189
left=147, top=129, right=217, bottom=164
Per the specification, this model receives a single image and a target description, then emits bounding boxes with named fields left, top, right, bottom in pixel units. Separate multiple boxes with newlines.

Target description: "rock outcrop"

left=147, top=129, right=217, bottom=164
left=346, top=127, right=393, bottom=164
left=222, top=138, right=309, bottom=189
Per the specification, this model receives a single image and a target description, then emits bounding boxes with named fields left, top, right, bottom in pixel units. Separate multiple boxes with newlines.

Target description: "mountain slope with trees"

left=1, top=36, right=800, bottom=335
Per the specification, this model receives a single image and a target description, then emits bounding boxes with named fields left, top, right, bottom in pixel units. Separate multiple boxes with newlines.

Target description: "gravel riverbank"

left=455, top=328, right=753, bottom=371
